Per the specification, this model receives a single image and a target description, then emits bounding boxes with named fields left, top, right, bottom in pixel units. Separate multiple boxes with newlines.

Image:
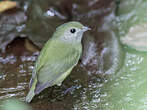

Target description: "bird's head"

left=53, top=21, right=91, bottom=43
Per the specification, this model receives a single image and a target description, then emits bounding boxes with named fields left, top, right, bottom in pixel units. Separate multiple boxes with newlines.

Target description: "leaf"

left=25, top=38, right=40, bottom=52
left=1, top=99, right=32, bottom=110
left=121, top=23, right=147, bottom=51
left=0, top=1, right=17, bottom=13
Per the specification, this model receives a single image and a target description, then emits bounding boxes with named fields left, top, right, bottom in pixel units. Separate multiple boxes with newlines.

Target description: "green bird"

left=26, top=21, right=90, bottom=102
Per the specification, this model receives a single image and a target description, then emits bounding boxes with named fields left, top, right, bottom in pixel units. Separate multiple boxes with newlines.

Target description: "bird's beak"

left=82, top=26, right=91, bottom=32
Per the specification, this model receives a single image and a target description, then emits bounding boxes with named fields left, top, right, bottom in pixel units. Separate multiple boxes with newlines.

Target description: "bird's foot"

left=64, top=85, right=78, bottom=95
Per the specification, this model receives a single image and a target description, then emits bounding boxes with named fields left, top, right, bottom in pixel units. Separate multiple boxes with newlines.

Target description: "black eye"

left=70, top=28, right=76, bottom=33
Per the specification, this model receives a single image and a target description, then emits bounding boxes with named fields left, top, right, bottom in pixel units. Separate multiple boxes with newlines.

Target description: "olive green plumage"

left=26, top=21, right=90, bottom=102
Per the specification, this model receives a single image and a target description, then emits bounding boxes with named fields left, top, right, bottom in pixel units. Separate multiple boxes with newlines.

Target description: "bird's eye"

left=70, top=28, right=76, bottom=33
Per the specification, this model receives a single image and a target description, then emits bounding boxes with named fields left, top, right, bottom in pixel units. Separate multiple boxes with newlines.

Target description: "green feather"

left=25, top=21, right=89, bottom=103
left=37, top=40, right=82, bottom=84
left=26, top=77, right=37, bottom=103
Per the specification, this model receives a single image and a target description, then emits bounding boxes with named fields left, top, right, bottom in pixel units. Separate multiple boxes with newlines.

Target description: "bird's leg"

left=64, top=85, right=78, bottom=95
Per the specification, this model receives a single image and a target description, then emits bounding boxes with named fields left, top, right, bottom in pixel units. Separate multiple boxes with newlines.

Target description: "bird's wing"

left=33, top=41, right=81, bottom=94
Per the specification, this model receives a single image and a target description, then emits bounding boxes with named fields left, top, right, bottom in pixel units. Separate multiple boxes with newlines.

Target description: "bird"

left=25, top=21, right=91, bottom=102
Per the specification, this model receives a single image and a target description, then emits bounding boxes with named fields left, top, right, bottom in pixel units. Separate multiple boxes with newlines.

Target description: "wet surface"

left=0, top=0, right=120, bottom=110
left=0, top=0, right=147, bottom=110
left=0, top=38, right=36, bottom=101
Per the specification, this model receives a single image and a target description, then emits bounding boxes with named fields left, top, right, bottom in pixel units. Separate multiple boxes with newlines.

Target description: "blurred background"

left=0, top=0, right=147, bottom=110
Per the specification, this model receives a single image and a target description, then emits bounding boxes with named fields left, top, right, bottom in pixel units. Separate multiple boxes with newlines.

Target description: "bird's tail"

left=25, top=77, right=37, bottom=103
